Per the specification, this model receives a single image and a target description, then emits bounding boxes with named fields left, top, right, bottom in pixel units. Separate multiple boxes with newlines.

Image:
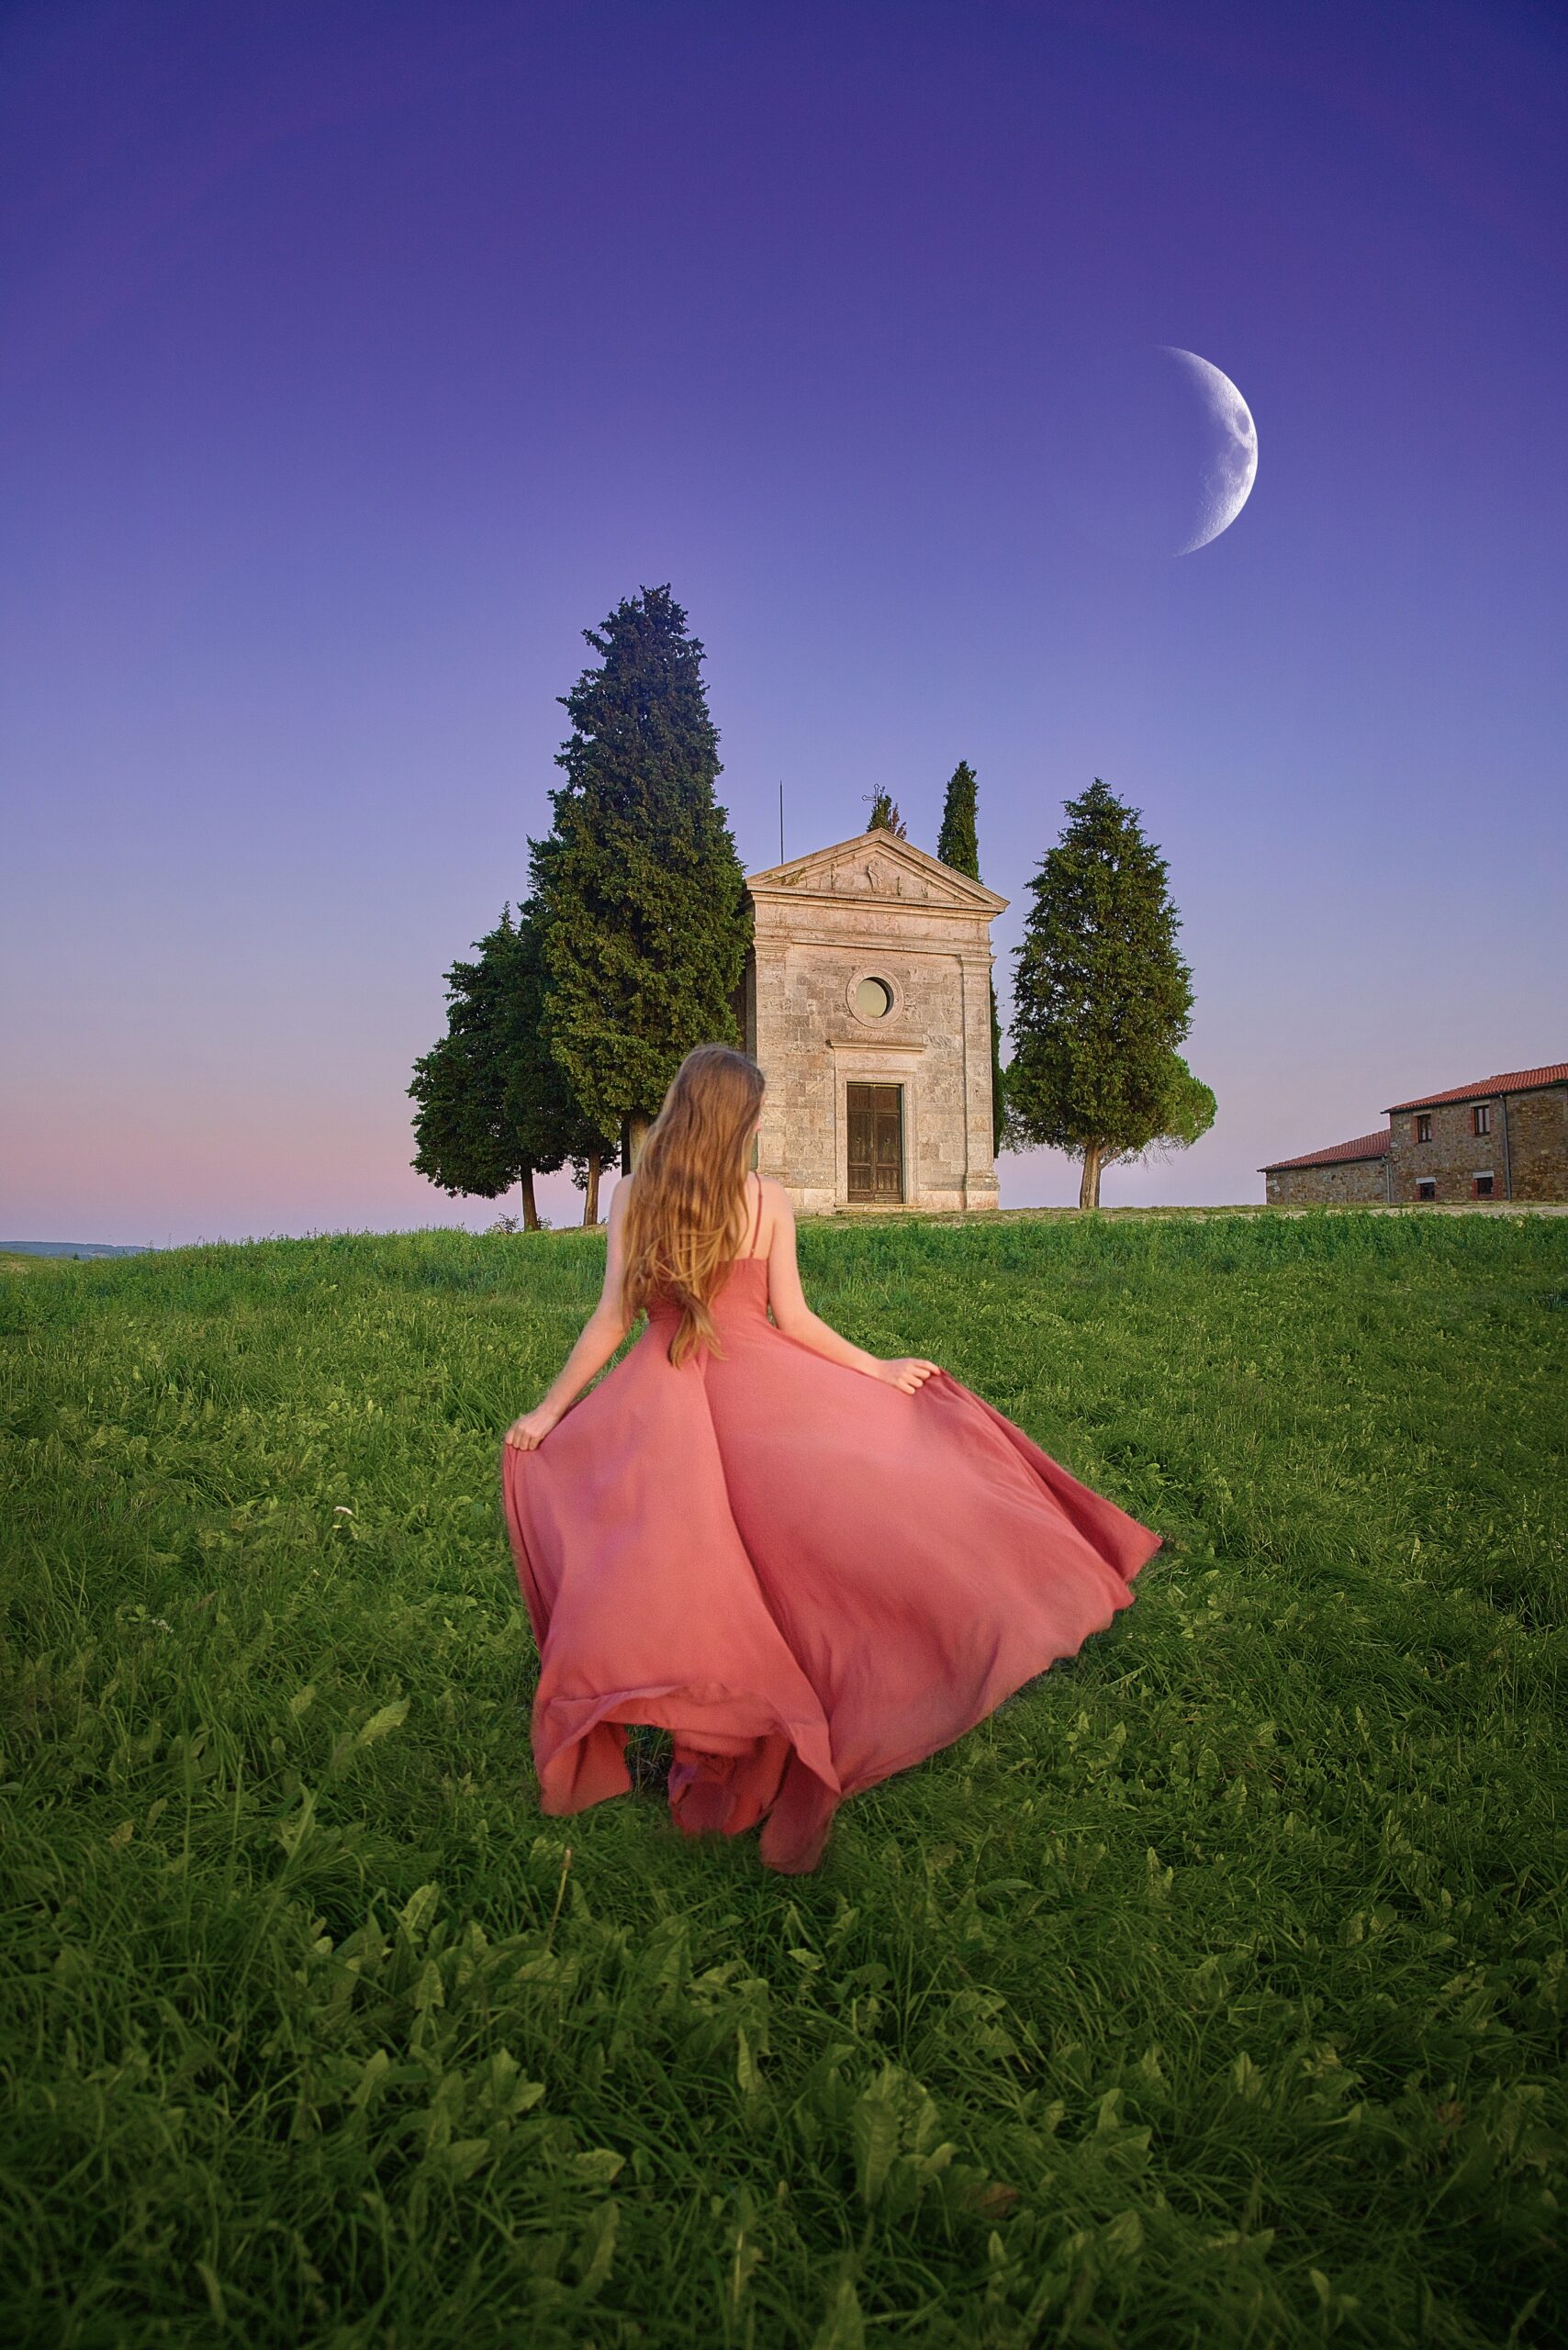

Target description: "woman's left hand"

left=504, top=1405, right=559, bottom=1452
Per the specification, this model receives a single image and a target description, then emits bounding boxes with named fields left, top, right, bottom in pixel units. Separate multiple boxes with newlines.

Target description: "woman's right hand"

left=504, top=1404, right=560, bottom=1452
left=876, top=1356, right=942, bottom=1393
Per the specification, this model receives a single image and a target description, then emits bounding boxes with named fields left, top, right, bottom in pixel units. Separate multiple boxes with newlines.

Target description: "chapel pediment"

left=746, top=828, right=1007, bottom=914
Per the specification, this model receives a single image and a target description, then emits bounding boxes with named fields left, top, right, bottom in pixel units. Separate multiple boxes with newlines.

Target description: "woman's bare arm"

left=763, top=1181, right=941, bottom=1394
left=504, top=1178, right=634, bottom=1450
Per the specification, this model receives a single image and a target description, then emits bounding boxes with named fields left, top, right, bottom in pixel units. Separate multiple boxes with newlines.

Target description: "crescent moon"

left=1159, top=347, right=1258, bottom=554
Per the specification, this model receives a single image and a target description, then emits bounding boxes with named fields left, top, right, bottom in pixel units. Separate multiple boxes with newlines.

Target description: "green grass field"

left=3, top=1214, right=1565, bottom=2348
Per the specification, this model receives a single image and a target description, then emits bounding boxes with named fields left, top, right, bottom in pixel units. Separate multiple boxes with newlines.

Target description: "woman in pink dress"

left=501, top=1045, right=1159, bottom=1874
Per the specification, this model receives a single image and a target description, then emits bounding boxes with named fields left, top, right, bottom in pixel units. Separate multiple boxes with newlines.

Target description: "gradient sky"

left=3, top=0, right=1564, bottom=1243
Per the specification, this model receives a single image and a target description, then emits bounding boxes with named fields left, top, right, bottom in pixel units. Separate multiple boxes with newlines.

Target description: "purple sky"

left=3, top=0, right=1564, bottom=1242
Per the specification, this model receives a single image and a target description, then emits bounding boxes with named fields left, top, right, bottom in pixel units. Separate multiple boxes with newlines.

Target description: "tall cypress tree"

left=935, top=760, right=980, bottom=876
left=532, top=587, right=750, bottom=1163
left=936, top=760, right=1006, bottom=1156
left=1007, top=780, right=1213, bottom=1207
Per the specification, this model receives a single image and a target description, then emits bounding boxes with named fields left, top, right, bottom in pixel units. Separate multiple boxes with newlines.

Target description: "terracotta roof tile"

left=1260, top=1130, right=1391, bottom=1173
left=1384, top=1063, right=1568, bottom=1113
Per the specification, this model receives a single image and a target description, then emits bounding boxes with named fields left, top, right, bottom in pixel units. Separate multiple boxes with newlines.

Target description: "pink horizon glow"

left=3, top=2, right=1563, bottom=1248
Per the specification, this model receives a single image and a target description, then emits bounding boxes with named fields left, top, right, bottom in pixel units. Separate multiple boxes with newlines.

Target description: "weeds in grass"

left=2, top=1214, right=1565, bottom=2345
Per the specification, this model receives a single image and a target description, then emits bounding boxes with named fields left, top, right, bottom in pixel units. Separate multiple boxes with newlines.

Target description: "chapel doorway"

left=846, top=1081, right=904, bottom=1203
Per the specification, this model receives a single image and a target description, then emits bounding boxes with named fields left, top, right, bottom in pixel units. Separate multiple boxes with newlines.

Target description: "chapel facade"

left=738, top=829, right=1007, bottom=1214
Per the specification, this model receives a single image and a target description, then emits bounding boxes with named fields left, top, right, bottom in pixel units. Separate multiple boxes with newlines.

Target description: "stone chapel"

left=737, top=828, right=1007, bottom=1214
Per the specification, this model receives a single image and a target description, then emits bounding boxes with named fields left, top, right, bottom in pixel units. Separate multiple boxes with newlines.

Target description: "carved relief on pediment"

left=824, top=854, right=931, bottom=899
left=756, top=834, right=999, bottom=913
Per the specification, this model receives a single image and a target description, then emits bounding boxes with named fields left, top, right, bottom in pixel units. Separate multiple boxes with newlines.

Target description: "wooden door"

left=846, top=1082, right=903, bottom=1202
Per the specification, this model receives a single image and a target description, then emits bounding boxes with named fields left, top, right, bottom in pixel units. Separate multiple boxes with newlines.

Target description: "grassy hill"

left=3, top=1215, right=1565, bottom=2347
left=0, top=1241, right=151, bottom=1259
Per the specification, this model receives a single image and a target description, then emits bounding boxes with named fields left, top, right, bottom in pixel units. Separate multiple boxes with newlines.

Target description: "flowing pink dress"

left=499, top=1184, right=1160, bottom=1874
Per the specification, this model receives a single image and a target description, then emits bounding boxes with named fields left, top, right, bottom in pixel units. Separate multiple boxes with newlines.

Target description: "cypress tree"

left=936, top=760, right=1006, bottom=1156
left=935, top=760, right=980, bottom=876
left=409, top=906, right=561, bottom=1229
left=510, top=892, right=620, bottom=1224
left=864, top=789, right=908, bottom=837
left=532, top=587, right=750, bottom=1163
left=1007, top=780, right=1213, bottom=1207
left=409, top=903, right=616, bottom=1228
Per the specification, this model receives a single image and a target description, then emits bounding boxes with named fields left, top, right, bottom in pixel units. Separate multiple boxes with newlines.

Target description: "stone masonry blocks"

left=744, top=830, right=1008, bottom=1214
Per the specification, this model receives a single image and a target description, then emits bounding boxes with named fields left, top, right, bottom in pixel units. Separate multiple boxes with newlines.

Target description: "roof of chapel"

left=745, top=828, right=1008, bottom=915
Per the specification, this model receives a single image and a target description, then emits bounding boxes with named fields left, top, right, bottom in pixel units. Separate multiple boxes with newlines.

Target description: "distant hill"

left=0, top=1242, right=151, bottom=1259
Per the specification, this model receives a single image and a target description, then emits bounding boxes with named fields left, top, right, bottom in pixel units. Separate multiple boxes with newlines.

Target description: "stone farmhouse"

left=1261, top=1063, right=1568, bottom=1205
left=738, top=829, right=1006, bottom=1214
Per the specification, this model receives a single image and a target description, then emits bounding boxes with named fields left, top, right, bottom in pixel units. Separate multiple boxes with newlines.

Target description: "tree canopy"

left=1005, top=780, right=1213, bottom=1206
left=865, top=789, right=908, bottom=837
left=532, top=586, right=750, bottom=1158
left=409, top=901, right=615, bottom=1228
left=1155, top=1057, right=1219, bottom=1153
left=935, top=761, right=979, bottom=877
left=409, top=906, right=560, bottom=1226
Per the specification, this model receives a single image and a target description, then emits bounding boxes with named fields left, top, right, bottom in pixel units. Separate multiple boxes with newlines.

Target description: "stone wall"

left=1387, top=1083, right=1568, bottom=1203
left=745, top=833, right=1005, bottom=1214
left=1506, top=1084, right=1568, bottom=1202
left=1265, top=1158, right=1389, bottom=1206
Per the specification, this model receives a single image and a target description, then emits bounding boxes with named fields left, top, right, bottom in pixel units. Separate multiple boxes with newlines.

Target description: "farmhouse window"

left=1473, top=1103, right=1491, bottom=1136
left=1415, top=1114, right=1432, bottom=1142
left=1472, top=1173, right=1495, bottom=1199
left=1417, top=1179, right=1437, bottom=1201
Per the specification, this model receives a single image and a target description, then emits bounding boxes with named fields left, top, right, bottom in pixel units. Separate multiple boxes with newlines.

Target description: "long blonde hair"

left=621, top=1045, right=766, bottom=1368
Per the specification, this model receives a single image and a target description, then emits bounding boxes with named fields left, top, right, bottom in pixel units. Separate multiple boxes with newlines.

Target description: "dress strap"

left=744, top=1169, right=762, bottom=1259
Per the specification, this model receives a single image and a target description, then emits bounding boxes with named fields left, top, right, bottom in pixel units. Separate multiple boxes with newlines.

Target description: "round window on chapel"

left=855, top=977, right=892, bottom=1020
